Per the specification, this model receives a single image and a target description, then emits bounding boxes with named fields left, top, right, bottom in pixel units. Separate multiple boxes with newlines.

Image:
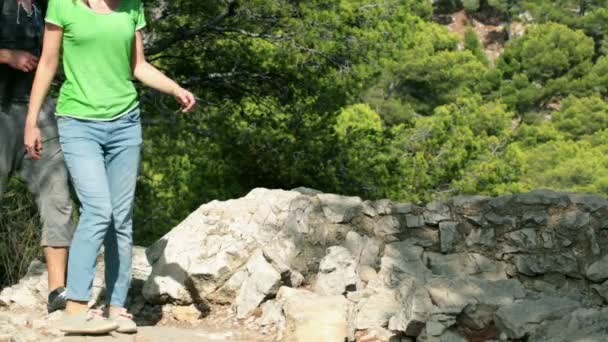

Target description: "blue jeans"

left=58, top=108, right=142, bottom=307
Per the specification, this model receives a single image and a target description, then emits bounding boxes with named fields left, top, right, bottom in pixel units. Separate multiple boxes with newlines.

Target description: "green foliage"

left=552, top=95, right=608, bottom=139
left=328, top=125, right=406, bottom=200
left=464, top=27, right=489, bottom=64
left=335, top=104, right=383, bottom=137
left=498, top=23, right=594, bottom=83
left=487, top=0, right=524, bottom=17
left=497, top=23, right=595, bottom=111
left=126, top=0, right=608, bottom=245
left=377, top=96, right=518, bottom=202
left=362, top=22, right=490, bottom=125
left=404, top=0, right=433, bottom=19
left=524, top=1, right=608, bottom=52
left=519, top=135, right=608, bottom=193
left=133, top=0, right=411, bottom=238
left=0, top=180, right=41, bottom=288
left=463, top=0, right=481, bottom=11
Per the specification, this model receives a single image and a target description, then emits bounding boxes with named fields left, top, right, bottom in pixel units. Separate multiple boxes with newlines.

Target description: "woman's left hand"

left=173, top=87, right=196, bottom=112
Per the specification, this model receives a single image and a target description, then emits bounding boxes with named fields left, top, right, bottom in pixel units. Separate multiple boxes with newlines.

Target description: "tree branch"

left=145, top=0, right=240, bottom=55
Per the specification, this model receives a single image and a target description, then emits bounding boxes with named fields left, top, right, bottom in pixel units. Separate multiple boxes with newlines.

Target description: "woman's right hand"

left=8, top=50, right=39, bottom=72
left=173, top=86, right=197, bottom=112
left=24, top=123, right=43, bottom=160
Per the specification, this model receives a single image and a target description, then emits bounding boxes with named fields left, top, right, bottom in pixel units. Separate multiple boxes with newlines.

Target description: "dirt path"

left=1, top=303, right=279, bottom=342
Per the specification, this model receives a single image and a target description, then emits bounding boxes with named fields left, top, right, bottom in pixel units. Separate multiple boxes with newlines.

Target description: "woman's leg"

left=58, top=118, right=113, bottom=306
left=104, top=108, right=142, bottom=308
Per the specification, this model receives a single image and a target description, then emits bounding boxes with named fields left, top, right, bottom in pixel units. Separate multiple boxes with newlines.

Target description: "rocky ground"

left=0, top=252, right=279, bottom=342
left=440, top=9, right=527, bottom=62
left=2, top=188, right=608, bottom=341
left=0, top=303, right=276, bottom=342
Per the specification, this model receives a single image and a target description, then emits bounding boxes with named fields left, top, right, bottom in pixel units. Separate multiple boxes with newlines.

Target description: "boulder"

left=423, top=202, right=452, bottom=225
left=388, top=279, right=433, bottom=336
left=438, top=221, right=458, bottom=253
left=451, top=195, right=489, bottom=216
left=343, top=231, right=382, bottom=268
left=504, top=228, right=537, bottom=251
left=512, top=189, right=570, bottom=207
left=591, top=280, right=608, bottom=302
left=494, top=296, right=582, bottom=339
left=425, top=277, right=525, bottom=314
left=528, top=308, right=608, bottom=342
left=276, top=286, right=355, bottom=342
left=355, top=286, right=399, bottom=329
left=458, top=304, right=495, bottom=331
left=257, top=300, right=286, bottom=327
left=373, top=215, right=401, bottom=239
left=425, top=252, right=507, bottom=281
left=465, top=227, right=496, bottom=247
left=172, top=304, right=202, bottom=322
left=143, top=189, right=307, bottom=303
left=207, top=268, right=248, bottom=304
left=234, top=250, right=282, bottom=319
left=522, top=211, right=548, bottom=226
left=314, top=246, right=358, bottom=295
left=378, top=241, right=429, bottom=287
left=405, top=214, right=425, bottom=228
left=371, top=199, right=392, bottom=215
left=559, top=210, right=591, bottom=230
left=0, top=260, right=46, bottom=308
left=317, top=193, right=362, bottom=223
left=586, top=255, right=608, bottom=283
left=484, top=212, right=516, bottom=227
left=567, top=193, right=608, bottom=212
left=513, top=253, right=579, bottom=277
left=361, top=200, right=379, bottom=217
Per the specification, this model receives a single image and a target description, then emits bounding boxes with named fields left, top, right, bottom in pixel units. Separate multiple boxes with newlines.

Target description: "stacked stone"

left=2, top=188, right=608, bottom=341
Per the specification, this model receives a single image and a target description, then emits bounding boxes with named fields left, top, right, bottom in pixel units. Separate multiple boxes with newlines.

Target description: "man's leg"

left=31, top=140, right=74, bottom=294
left=35, top=145, right=74, bottom=293
left=0, top=104, right=19, bottom=197
left=19, top=100, right=75, bottom=311
left=45, top=247, right=68, bottom=291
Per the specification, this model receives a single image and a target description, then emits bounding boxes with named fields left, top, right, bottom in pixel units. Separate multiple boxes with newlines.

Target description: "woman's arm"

left=132, top=31, right=196, bottom=112
left=24, top=23, right=63, bottom=160
left=0, top=49, right=38, bottom=72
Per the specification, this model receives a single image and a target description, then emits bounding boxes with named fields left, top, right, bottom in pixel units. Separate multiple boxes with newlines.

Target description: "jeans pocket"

left=126, top=108, right=141, bottom=123
left=56, top=115, right=70, bottom=127
left=56, top=116, right=77, bottom=144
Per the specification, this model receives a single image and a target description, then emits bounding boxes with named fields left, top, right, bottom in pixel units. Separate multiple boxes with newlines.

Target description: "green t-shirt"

left=45, top=0, right=146, bottom=120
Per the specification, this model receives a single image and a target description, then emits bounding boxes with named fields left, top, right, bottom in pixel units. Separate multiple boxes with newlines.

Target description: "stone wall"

left=2, top=188, right=608, bottom=341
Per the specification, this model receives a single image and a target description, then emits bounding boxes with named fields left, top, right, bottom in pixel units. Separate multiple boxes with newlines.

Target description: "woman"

left=0, top=0, right=75, bottom=315
left=24, top=0, right=196, bottom=334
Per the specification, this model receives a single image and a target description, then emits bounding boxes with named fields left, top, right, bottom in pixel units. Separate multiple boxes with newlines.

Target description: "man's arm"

left=0, top=49, right=11, bottom=63
left=0, top=48, right=39, bottom=72
left=0, top=0, right=39, bottom=71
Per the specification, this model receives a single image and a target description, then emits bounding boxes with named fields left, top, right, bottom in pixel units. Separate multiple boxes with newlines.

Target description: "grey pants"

left=0, top=99, right=75, bottom=247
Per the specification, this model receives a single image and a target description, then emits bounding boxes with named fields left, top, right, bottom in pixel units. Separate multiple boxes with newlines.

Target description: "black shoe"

left=47, top=287, right=67, bottom=314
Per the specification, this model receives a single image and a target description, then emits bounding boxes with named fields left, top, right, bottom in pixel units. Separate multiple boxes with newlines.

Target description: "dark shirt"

left=0, top=0, right=43, bottom=106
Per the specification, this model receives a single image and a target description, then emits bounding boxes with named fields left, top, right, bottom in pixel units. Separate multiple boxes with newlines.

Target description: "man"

left=0, top=0, right=75, bottom=313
